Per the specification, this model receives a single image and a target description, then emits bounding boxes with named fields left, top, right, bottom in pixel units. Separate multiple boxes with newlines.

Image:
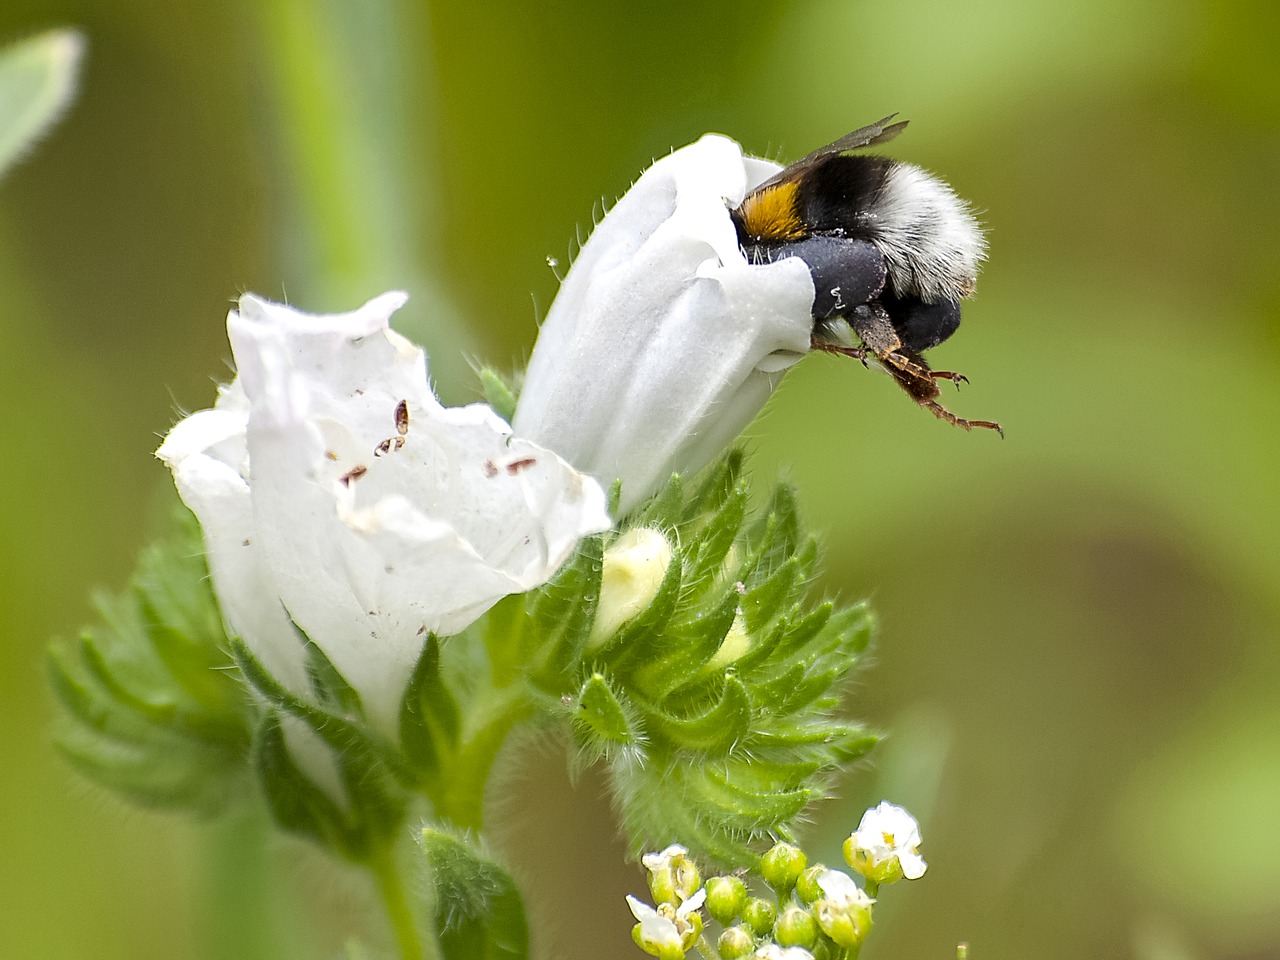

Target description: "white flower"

left=627, top=889, right=705, bottom=960
left=844, top=801, right=927, bottom=882
left=157, top=292, right=610, bottom=733
left=815, top=869, right=874, bottom=909
left=641, top=844, right=690, bottom=875
left=754, top=946, right=815, bottom=960
left=513, top=134, right=816, bottom=515
left=813, top=868, right=875, bottom=949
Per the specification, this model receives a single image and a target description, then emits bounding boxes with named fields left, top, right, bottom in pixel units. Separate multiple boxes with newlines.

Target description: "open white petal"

left=159, top=291, right=609, bottom=735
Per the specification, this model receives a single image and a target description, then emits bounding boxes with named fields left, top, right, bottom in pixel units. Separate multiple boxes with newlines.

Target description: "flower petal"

left=514, top=134, right=816, bottom=514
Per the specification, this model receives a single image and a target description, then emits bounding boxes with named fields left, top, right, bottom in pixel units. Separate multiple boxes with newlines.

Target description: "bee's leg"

left=810, top=337, right=869, bottom=366
left=918, top=399, right=1005, bottom=438
left=928, top=369, right=970, bottom=390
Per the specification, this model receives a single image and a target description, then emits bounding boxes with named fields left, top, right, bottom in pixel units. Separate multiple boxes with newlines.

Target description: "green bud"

left=705, top=875, right=749, bottom=925
left=717, top=925, right=755, bottom=960
left=761, top=842, right=807, bottom=895
left=814, top=897, right=873, bottom=950
left=794, top=864, right=828, bottom=905
left=644, top=845, right=699, bottom=905
left=631, top=922, right=685, bottom=960
left=742, top=897, right=777, bottom=937
left=775, top=904, right=819, bottom=949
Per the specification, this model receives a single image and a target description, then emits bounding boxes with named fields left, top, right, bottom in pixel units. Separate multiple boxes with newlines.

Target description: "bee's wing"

left=749, top=115, right=909, bottom=194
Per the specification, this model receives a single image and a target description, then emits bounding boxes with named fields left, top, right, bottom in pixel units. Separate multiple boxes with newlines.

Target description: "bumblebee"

left=731, top=115, right=1002, bottom=436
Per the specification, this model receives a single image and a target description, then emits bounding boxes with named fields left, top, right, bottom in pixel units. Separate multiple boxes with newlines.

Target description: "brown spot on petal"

left=339, top=465, right=368, bottom=486
left=505, top=457, right=538, bottom=475
left=483, top=460, right=499, bottom=478
left=394, top=399, right=409, bottom=436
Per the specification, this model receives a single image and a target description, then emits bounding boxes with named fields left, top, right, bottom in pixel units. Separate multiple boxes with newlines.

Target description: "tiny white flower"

left=642, top=842, right=699, bottom=905
left=513, top=134, right=816, bottom=514
left=157, top=292, right=610, bottom=733
left=813, top=868, right=875, bottom=949
left=627, top=890, right=703, bottom=959
left=844, top=800, right=927, bottom=882
left=627, top=894, right=682, bottom=952
left=641, top=844, right=690, bottom=874
left=754, top=946, right=815, bottom=960
left=815, top=869, right=874, bottom=909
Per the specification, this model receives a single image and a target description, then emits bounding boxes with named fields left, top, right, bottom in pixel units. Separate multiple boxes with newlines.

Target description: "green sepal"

left=739, top=544, right=814, bottom=634
left=399, top=633, right=460, bottom=779
left=680, top=450, right=743, bottom=524
left=630, top=472, right=684, bottom=527
left=298, top=625, right=363, bottom=716
left=683, top=479, right=748, bottom=591
left=552, top=454, right=882, bottom=867
left=252, top=710, right=367, bottom=860
left=634, top=587, right=742, bottom=701
left=749, top=484, right=801, bottom=573
left=475, top=366, right=519, bottom=423
left=76, top=633, right=243, bottom=744
left=230, top=638, right=414, bottom=788
left=642, top=673, right=752, bottom=755
left=418, top=828, right=529, bottom=960
left=527, top=534, right=603, bottom=688
left=570, top=672, right=645, bottom=772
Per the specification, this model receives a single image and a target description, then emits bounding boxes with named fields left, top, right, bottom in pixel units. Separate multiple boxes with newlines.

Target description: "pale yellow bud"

left=589, top=528, right=673, bottom=645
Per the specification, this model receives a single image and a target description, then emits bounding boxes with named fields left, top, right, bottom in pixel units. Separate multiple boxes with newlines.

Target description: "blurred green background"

left=2, top=0, right=1278, bottom=957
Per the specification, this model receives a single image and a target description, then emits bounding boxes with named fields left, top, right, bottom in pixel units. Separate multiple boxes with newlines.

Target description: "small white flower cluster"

left=626, top=803, right=926, bottom=959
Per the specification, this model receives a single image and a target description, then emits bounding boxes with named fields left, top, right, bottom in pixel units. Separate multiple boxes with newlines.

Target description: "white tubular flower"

left=513, top=134, right=816, bottom=515
left=157, top=292, right=610, bottom=733
left=844, top=801, right=928, bottom=883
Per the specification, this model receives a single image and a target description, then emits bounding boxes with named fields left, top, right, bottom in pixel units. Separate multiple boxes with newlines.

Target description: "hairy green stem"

left=431, top=686, right=535, bottom=829
left=371, top=847, right=432, bottom=960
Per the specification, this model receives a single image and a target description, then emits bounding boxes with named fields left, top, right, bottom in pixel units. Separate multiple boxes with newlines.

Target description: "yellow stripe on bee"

left=737, top=181, right=807, bottom=241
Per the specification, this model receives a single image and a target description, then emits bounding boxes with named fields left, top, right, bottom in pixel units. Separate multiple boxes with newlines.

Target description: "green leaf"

left=0, top=29, right=84, bottom=180
left=47, top=504, right=251, bottom=815
left=418, top=828, right=529, bottom=960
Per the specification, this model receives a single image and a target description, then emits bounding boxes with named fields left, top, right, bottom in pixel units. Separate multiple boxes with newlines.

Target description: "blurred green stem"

left=204, top=812, right=295, bottom=960
left=371, top=846, right=433, bottom=960
left=243, top=0, right=476, bottom=390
